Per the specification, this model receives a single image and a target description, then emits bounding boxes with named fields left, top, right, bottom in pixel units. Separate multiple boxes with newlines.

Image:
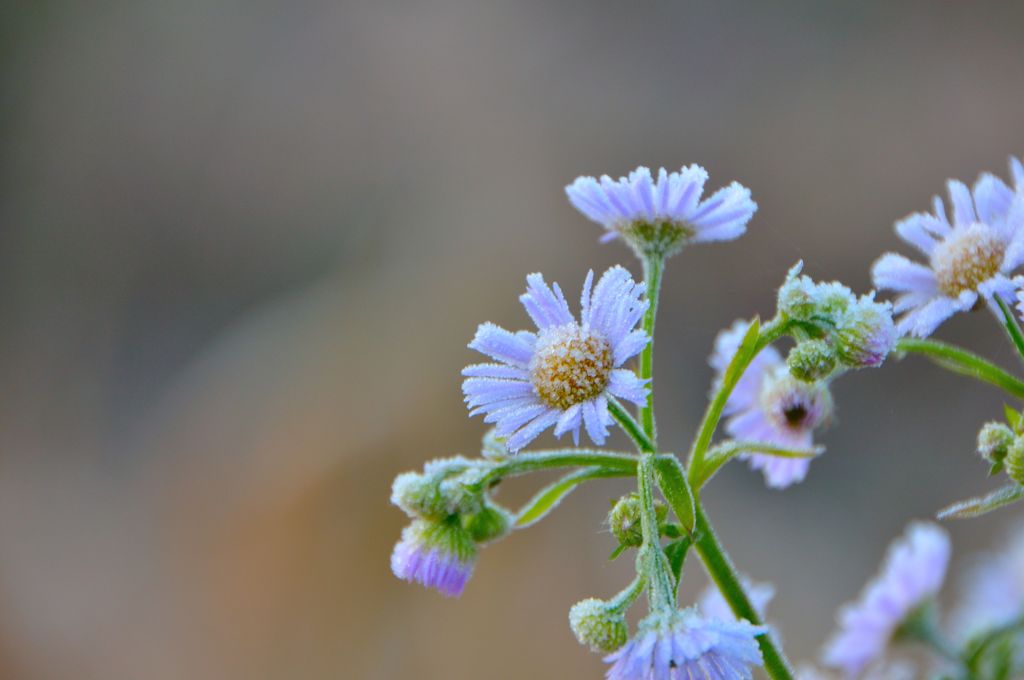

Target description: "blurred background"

left=2, top=1, right=1024, bottom=678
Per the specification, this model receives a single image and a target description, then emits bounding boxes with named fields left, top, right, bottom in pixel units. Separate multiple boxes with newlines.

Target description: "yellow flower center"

left=931, top=224, right=1005, bottom=298
left=531, top=325, right=613, bottom=410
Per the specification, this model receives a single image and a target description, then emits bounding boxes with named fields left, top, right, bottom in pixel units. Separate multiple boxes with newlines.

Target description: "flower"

left=463, top=266, right=650, bottom=452
left=833, top=295, right=897, bottom=370
left=390, top=518, right=476, bottom=598
left=604, top=608, right=765, bottom=680
left=565, top=166, right=757, bottom=258
left=569, top=598, right=629, bottom=653
left=711, top=321, right=832, bottom=488
left=949, top=522, right=1024, bottom=642
left=698, top=577, right=775, bottom=623
left=872, top=157, right=1024, bottom=338
left=822, top=522, right=951, bottom=677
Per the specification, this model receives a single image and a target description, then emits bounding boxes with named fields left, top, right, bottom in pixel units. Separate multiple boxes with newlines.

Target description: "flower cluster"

left=387, top=156, right=1024, bottom=680
left=390, top=457, right=510, bottom=596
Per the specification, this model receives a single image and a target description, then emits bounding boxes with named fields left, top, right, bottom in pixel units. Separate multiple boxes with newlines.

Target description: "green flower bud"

left=569, top=598, right=628, bottom=653
left=608, top=494, right=667, bottom=548
left=390, top=471, right=448, bottom=520
left=1005, top=437, right=1024, bottom=485
left=464, top=502, right=512, bottom=543
left=834, top=296, right=897, bottom=369
left=787, top=339, right=837, bottom=382
left=777, top=262, right=818, bottom=321
left=977, top=422, right=1014, bottom=465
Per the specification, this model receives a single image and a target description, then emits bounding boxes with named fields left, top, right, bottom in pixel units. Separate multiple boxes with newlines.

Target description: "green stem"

left=607, top=573, right=647, bottom=613
left=638, top=453, right=675, bottom=612
left=687, top=317, right=788, bottom=486
left=965, top=615, right=1024, bottom=674
left=483, top=449, right=638, bottom=483
left=608, top=398, right=656, bottom=453
left=995, top=297, right=1024, bottom=364
left=692, top=502, right=795, bottom=680
left=640, top=256, right=665, bottom=442
left=896, top=337, right=1024, bottom=399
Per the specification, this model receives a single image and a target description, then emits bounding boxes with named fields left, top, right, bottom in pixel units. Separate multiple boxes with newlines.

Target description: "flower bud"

left=1005, top=437, right=1024, bottom=485
left=465, top=502, right=512, bottom=543
left=569, top=598, right=628, bottom=653
left=391, top=458, right=486, bottom=520
left=608, top=494, right=667, bottom=548
left=977, top=422, right=1014, bottom=465
left=834, top=296, right=897, bottom=369
left=391, top=518, right=477, bottom=597
left=787, top=339, right=837, bottom=382
left=777, top=262, right=818, bottom=321
left=390, top=471, right=447, bottom=520
left=481, top=428, right=509, bottom=460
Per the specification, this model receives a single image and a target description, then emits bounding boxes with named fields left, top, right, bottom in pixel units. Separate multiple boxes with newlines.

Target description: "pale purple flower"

left=463, top=266, right=650, bottom=452
left=872, top=157, right=1024, bottom=337
left=566, top=166, right=756, bottom=257
left=699, top=577, right=775, bottom=623
left=604, top=608, right=765, bottom=680
left=949, top=522, right=1024, bottom=641
left=711, top=321, right=831, bottom=488
left=823, top=522, right=951, bottom=678
left=391, top=519, right=476, bottom=598
left=796, top=662, right=915, bottom=680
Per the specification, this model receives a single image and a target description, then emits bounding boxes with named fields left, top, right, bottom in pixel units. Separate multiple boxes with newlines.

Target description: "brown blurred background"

left=2, top=2, right=1024, bottom=678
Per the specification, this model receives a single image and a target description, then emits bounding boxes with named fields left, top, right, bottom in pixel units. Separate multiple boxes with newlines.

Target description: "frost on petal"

left=871, top=254, right=937, bottom=294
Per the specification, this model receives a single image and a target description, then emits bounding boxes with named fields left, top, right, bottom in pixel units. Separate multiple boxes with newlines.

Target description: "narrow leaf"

left=608, top=544, right=627, bottom=561
left=937, top=484, right=1024, bottom=520
left=697, top=440, right=823, bottom=488
left=654, top=456, right=696, bottom=532
left=664, top=535, right=693, bottom=595
left=1005, top=404, right=1023, bottom=435
left=723, top=318, right=760, bottom=389
left=515, top=467, right=621, bottom=528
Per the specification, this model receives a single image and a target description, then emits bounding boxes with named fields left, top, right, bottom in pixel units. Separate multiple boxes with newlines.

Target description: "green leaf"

left=515, top=467, right=621, bottom=528
left=723, top=318, right=761, bottom=389
left=1005, top=404, right=1023, bottom=434
left=608, top=544, right=627, bottom=561
left=664, top=535, right=693, bottom=595
left=895, top=338, right=1024, bottom=399
left=937, top=484, right=1024, bottom=520
left=696, top=440, right=823, bottom=488
left=653, top=456, right=695, bottom=532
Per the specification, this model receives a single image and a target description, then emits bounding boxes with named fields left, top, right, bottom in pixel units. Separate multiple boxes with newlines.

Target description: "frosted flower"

left=949, top=522, right=1024, bottom=641
left=872, top=157, right=1024, bottom=337
left=463, top=266, right=650, bottom=452
left=822, top=522, right=951, bottom=677
left=711, top=321, right=832, bottom=488
left=566, top=165, right=757, bottom=258
left=604, top=608, right=765, bottom=680
left=391, top=519, right=476, bottom=598
left=699, top=577, right=775, bottom=623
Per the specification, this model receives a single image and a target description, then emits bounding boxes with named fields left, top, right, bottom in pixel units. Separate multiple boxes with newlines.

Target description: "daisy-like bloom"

left=949, top=523, right=1024, bottom=642
left=565, top=166, right=757, bottom=258
left=822, top=522, right=951, bottom=678
left=463, top=266, right=650, bottom=453
left=390, top=518, right=476, bottom=598
left=872, top=157, right=1024, bottom=338
left=604, top=608, right=765, bottom=680
left=711, top=321, right=832, bottom=488
left=698, top=577, right=775, bottom=623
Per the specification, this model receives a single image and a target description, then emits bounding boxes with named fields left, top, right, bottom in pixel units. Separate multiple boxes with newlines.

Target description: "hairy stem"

left=693, top=503, right=795, bottom=680
left=638, top=453, right=676, bottom=611
left=640, top=255, right=664, bottom=441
